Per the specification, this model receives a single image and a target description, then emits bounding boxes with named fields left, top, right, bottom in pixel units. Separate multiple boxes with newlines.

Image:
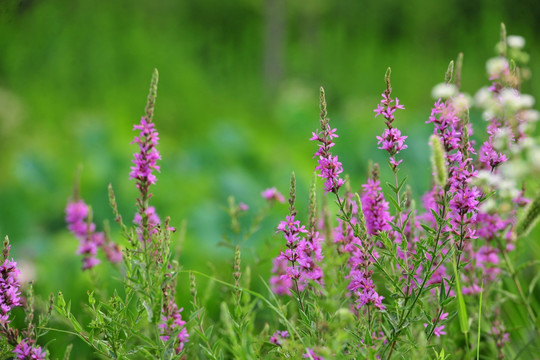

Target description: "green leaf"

left=386, top=181, right=398, bottom=193
left=452, top=257, right=469, bottom=335
left=388, top=196, right=402, bottom=213
left=439, top=280, right=446, bottom=304
left=476, top=281, right=483, bottom=360
left=398, top=176, right=408, bottom=191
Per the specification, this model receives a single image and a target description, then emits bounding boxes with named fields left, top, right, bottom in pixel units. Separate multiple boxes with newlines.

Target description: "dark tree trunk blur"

left=263, top=0, right=285, bottom=92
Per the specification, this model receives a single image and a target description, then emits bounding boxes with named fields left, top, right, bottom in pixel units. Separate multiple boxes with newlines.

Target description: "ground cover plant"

left=2, top=24, right=540, bottom=359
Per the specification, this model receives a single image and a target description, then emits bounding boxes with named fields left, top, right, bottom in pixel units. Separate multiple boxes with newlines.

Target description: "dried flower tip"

left=455, top=52, right=464, bottom=89
left=371, top=163, right=380, bottom=181
left=308, top=173, right=318, bottom=231
left=145, top=68, right=159, bottom=122
left=288, top=172, right=297, bottom=216
left=234, top=246, right=242, bottom=282
left=189, top=272, right=198, bottom=300
left=354, top=193, right=368, bottom=240
left=319, top=86, right=327, bottom=122
left=445, top=60, right=454, bottom=84
left=498, top=23, right=507, bottom=56
left=430, top=134, right=448, bottom=187
left=385, top=67, right=392, bottom=92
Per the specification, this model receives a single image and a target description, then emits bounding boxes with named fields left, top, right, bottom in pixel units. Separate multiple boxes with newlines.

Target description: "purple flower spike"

left=311, top=87, right=344, bottom=194
left=159, top=302, right=189, bottom=354
left=66, top=195, right=123, bottom=269
left=13, top=339, right=46, bottom=360
left=0, top=257, right=22, bottom=325
left=374, top=73, right=407, bottom=170
left=130, top=116, right=161, bottom=189
left=66, top=199, right=104, bottom=271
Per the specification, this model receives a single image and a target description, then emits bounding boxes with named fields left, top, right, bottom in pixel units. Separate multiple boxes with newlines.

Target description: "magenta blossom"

left=303, top=348, right=324, bottom=360
left=261, top=187, right=285, bottom=203
left=374, top=88, right=407, bottom=170
left=0, top=257, right=21, bottom=325
left=159, top=303, right=189, bottom=354
left=311, top=88, right=345, bottom=193
left=130, top=117, right=161, bottom=188
left=13, top=339, right=46, bottom=360
left=66, top=199, right=103, bottom=270
left=424, top=312, right=449, bottom=338
left=269, top=330, right=289, bottom=346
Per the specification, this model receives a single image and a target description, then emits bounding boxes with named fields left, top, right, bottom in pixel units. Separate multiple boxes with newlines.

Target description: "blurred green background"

left=1, top=0, right=540, bottom=357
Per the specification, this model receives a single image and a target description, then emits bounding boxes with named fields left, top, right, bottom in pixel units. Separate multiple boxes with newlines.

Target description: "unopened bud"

left=430, top=135, right=448, bottom=187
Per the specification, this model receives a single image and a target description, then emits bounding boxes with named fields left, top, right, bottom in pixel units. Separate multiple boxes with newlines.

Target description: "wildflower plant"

left=2, top=23, right=540, bottom=360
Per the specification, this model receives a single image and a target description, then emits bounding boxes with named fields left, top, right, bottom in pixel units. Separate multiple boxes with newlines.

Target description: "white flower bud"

left=474, top=87, right=494, bottom=108
left=486, top=57, right=509, bottom=78
left=492, top=127, right=511, bottom=152
left=482, top=109, right=496, bottom=121
left=452, top=93, right=471, bottom=114
left=521, top=109, right=540, bottom=122
left=500, top=88, right=521, bottom=110
left=431, top=83, right=458, bottom=99
left=519, top=94, right=535, bottom=108
left=480, top=198, right=496, bottom=212
left=507, top=35, right=525, bottom=49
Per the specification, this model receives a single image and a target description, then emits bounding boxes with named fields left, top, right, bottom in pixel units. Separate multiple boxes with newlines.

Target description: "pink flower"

left=261, top=187, right=285, bottom=203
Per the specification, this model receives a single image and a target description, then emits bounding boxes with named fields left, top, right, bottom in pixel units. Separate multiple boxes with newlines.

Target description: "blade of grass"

left=477, top=281, right=483, bottom=360
left=452, top=255, right=469, bottom=342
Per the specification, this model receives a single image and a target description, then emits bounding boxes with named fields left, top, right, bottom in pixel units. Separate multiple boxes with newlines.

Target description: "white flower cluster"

left=471, top=35, right=539, bottom=204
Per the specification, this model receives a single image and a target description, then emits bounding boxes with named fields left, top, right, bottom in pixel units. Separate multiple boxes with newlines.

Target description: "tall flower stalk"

left=130, top=69, right=161, bottom=244
left=311, top=87, right=345, bottom=194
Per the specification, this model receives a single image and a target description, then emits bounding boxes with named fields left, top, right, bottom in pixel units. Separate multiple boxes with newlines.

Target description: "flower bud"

left=429, top=135, right=448, bottom=187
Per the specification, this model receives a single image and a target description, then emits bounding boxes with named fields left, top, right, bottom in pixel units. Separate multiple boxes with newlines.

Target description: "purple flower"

left=376, top=128, right=408, bottom=154
left=426, top=99, right=462, bottom=152
left=0, top=256, right=21, bottom=325
left=303, top=348, right=324, bottom=360
left=269, top=330, right=289, bottom=346
left=129, top=117, right=161, bottom=189
left=133, top=206, right=161, bottom=242
left=311, top=88, right=344, bottom=194
left=13, top=339, right=46, bottom=360
left=374, top=93, right=405, bottom=125
left=102, top=243, right=123, bottom=263
left=361, top=178, right=393, bottom=236
left=270, top=258, right=292, bottom=295
left=374, top=89, right=407, bottom=169
left=271, top=211, right=324, bottom=294
left=159, top=303, right=189, bottom=354
left=424, top=312, right=448, bottom=338
left=347, top=269, right=385, bottom=311
left=334, top=191, right=386, bottom=313
left=238, top=202, right=249, bottom=211
left=261, top=187, right=285, bottom=203
left=478, top=122, right=509, bottom=170
left=65, top=199, right=105, bottom=270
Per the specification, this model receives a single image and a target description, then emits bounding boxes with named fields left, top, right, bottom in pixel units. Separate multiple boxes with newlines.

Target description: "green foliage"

left=2, top=2, right=540, bottom=359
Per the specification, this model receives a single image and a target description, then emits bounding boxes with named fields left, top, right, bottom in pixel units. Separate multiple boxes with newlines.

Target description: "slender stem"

left=427, top=213, right=466, bottom=341
left=386, top=191, right=448, bottom=358
left=497, top=237, right=538, bottom=329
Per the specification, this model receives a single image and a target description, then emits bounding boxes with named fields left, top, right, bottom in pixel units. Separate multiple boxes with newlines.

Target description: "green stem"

left=386, top=191, right=448, bottom=358
left=497, top=237, right=538, bottom=330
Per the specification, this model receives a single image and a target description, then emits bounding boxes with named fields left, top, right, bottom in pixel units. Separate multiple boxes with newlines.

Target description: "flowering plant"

left=2, top=23, right=540, bottom=359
